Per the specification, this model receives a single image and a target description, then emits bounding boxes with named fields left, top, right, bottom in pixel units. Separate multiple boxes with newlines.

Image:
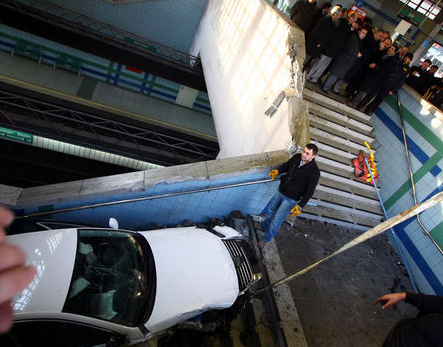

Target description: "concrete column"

left=191, top=0, right=308, bottom=159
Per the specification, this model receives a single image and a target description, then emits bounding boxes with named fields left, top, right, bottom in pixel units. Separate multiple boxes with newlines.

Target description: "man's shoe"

left=346, top=101, right=356, bottom=109
left=321, top=88, right=329, bottom=94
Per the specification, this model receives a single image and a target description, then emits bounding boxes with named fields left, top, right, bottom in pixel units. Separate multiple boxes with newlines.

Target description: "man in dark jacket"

left=322, top=26, right=368, bottom=93
left=306, top=2, right=332, bottom=36
left=290, top=0, right=317, bottom=33
left=307, top=10, right=357, bottom=84
left=422, top=65, right=440, bottom=96
left=260, top=144, right=320, bottom=247
left=406, top=59, right=432, bottom=95
left=362, top=53, right=412, bottom=115
left=303, top=5, right=341, bottom=71
left=374, top=291, right=443, bottom=347
left=348, top=42, right=396, bottom=108
left=344, top=28, right=385, bottom=97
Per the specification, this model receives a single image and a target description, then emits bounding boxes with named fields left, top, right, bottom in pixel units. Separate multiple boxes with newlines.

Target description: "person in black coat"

left=349, top=44, right=397, bottom=109
left=406, top=59, right=432, bottom=95
left=307, top=10, right=357, bottom=84
left=306, top=2, right=332, bottom=36
left=362, top=53, right=413, bottom=115
left=374, top=291, right=443, bottom=347
left=259, top=144, right=320, bottom=247
left=422, top=65, right=441, bottom=97
left=290, top=0, right=317, bottom=33
left=303, top=5, right=341, bottom=71
left=344, top=28, right=385, bottom=97
left=322, top=26, right=368, bottom=93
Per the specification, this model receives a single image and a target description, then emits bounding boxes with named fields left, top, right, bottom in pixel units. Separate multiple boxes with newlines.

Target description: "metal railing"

left=16, top=178, right=275, bottom=219
left=395, top=92, right=443, bottom=257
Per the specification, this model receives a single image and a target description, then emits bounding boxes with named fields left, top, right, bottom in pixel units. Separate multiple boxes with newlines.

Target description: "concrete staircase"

left=293, top=88, right=384, bottom=230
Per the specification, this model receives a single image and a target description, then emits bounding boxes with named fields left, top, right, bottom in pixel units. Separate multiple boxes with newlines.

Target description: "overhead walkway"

left=0, top=50, right=218, bottom=166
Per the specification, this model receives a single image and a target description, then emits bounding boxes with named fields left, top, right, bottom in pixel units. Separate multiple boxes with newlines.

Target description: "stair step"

left=316, top=156, right=357, bottom=179
left=315, top=142, right=377, bottom=166
left=310, top=128, right=372, bottom=155
left=309, top=102, right=373, bottom=136
left=302, top=199, right=384, bottom=227
left=310, top=116, right=374, bottom=145
left=313, top=184, right=382, bottom=215
left=319, top=171, right=379, bottom=200
left=303, top=88, right=372, bottom=125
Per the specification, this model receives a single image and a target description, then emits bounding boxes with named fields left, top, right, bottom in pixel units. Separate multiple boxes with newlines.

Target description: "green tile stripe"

left=380, top=96, right=443, bottom=209
left=385, top=96, right=443, bottom=153
left=0, top=31, right=184, bottom=98
left=384, top=152, right=442, bottom=209
left=196, top=96, right=209, bottom=103
left=105, top=61, right=114, bottom=84
left=430, top=221, right=443, bottom=249
left=146, top=75, right=157, bottom=96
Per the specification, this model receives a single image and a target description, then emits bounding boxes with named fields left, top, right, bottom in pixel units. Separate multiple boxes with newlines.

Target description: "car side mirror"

left=109, top=217, right=119, bottom=229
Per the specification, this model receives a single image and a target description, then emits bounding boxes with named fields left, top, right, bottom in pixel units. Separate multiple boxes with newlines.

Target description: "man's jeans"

left=262, top=190, right=298, bottom=242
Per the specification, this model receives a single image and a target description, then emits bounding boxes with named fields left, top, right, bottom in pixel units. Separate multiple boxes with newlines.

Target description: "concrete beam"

left=13, top=151, right=289, bottom=208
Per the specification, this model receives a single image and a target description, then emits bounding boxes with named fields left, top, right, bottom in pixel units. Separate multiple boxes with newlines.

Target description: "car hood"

left=8, top=229, right=77, bottom=315
left=140, top=227, right=239, bottom=333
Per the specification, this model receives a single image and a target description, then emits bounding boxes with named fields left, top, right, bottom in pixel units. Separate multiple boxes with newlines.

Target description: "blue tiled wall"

left=18, top=172, right=277, bottom=231
left=372, top=88, right=443, bottom=294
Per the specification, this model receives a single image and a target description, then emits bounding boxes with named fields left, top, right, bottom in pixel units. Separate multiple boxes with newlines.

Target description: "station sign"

left=0, top=127, right=33, bottom=144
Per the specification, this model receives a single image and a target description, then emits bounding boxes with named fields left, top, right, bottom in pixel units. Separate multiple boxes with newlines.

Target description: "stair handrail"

left=395, top=92, right=443, bottom=257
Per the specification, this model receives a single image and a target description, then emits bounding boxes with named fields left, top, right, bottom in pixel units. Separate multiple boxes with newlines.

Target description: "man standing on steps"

left=259, top=144, right=320, bottom=248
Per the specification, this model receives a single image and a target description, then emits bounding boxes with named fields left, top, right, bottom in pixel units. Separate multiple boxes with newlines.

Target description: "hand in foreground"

left=0, top=206, right=36, bottom=333
left=373, top=292, right=406, bottom=310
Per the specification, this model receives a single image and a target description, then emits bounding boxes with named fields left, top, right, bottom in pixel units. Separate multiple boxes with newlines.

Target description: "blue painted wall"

left=18, top=172, right=276, bottom=231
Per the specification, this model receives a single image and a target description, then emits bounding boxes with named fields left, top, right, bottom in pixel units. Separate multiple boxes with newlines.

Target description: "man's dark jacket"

left=358, top=53, right=396, bottom=93
left=407, top=66, right=430, bottom=95
left=306, top=15, right=335, bottom=58
left=322, top=17, right=351, bottom=58
left=290, top=0, right=317, bottom=33
left=385, top=59, right=410, bottom=92
left=277, top=153, right=320, bottom=208
left=328, top=30, right=362, bottom=79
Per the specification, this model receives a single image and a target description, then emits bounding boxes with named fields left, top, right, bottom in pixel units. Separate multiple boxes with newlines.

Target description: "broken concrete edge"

left=1, top=150, right=290, bottom=209
left=0, top=184, right=23, bottom=208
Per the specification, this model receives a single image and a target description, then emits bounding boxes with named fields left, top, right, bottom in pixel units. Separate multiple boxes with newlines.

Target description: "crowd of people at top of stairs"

left=290, top=0, right=443, bottom=115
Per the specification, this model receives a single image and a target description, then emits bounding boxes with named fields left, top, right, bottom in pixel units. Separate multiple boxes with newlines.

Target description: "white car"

left=2, top=224, right=258, bottom=347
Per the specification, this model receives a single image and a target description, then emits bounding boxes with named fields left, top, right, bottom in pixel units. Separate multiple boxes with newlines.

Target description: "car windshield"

left=63, top=229, right=156, bottom=327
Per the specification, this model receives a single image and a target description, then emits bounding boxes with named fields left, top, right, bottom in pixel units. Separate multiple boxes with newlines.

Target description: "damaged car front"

left=3, top=224, right=258, bottom=346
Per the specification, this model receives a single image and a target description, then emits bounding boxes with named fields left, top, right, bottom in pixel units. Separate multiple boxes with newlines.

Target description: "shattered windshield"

left=63, top=229, right=156, bottom=327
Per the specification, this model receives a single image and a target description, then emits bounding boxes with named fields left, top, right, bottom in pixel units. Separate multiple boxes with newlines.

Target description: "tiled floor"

left=275, top=217, right=417, bottom=347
